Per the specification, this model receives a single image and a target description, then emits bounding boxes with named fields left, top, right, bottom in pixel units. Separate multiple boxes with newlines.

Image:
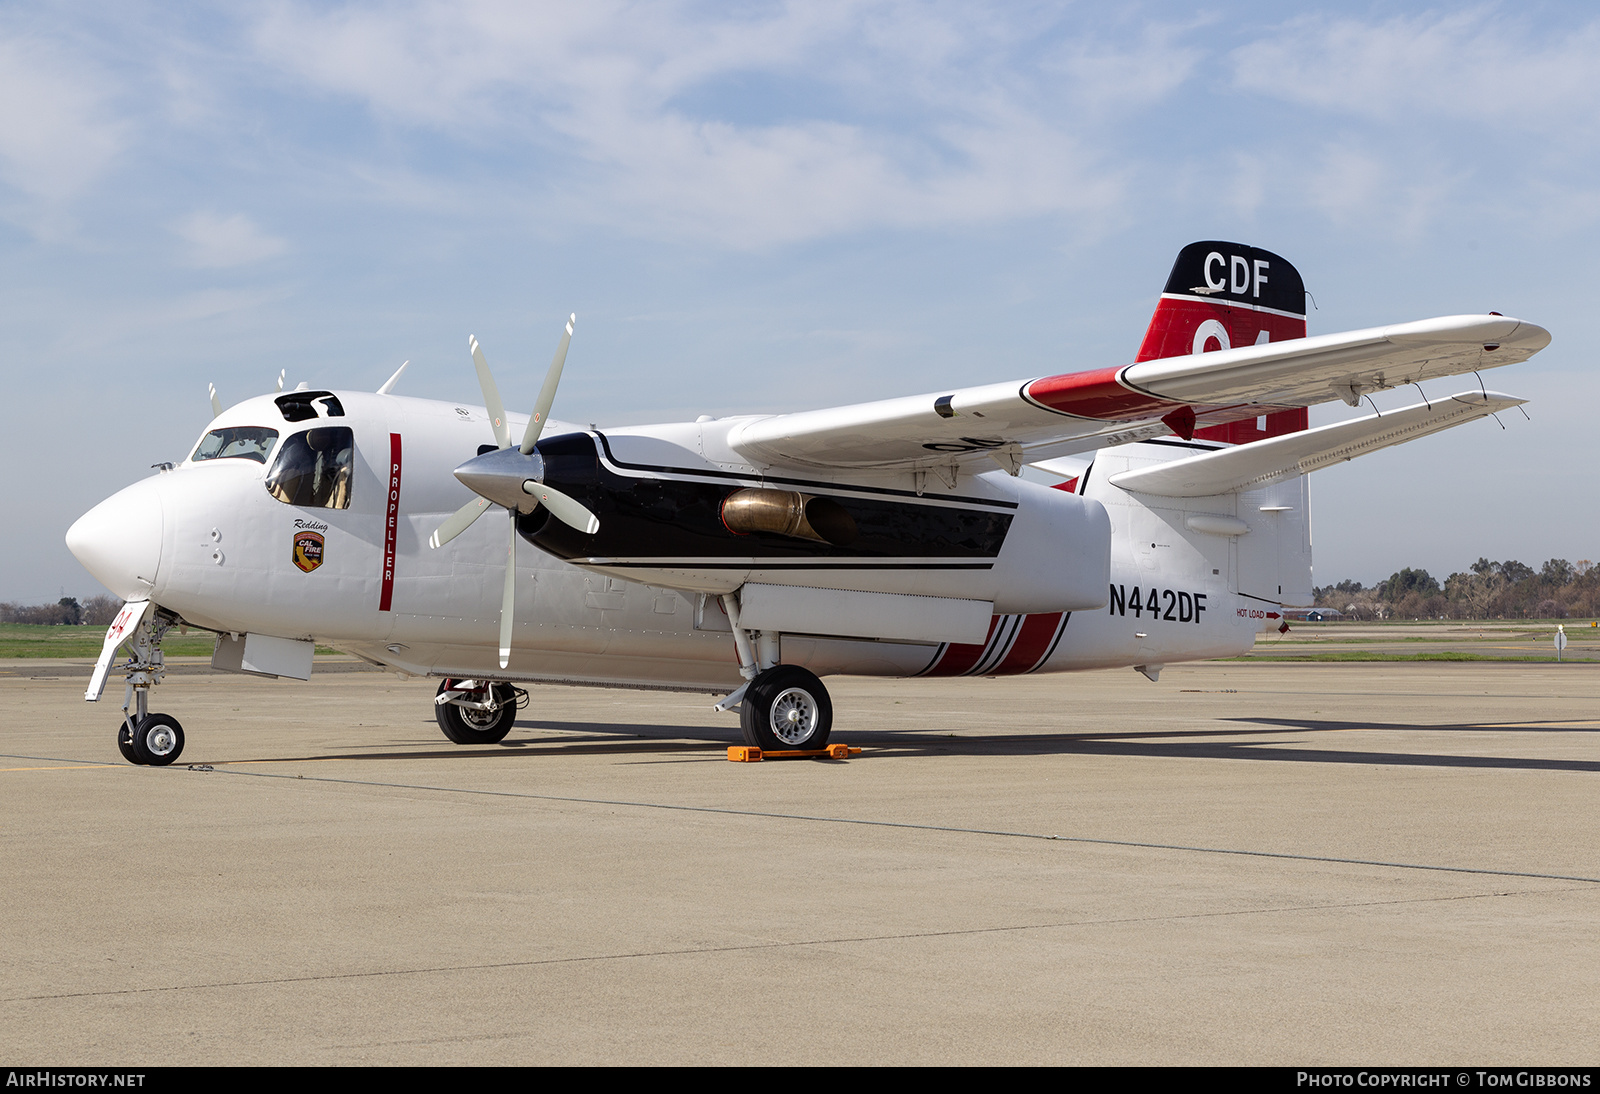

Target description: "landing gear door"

left=86, top=600, right=153, bottom=702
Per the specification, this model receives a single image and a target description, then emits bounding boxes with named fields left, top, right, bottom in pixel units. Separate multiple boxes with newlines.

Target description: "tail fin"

left=1138, top=241, right=1309, bottom=443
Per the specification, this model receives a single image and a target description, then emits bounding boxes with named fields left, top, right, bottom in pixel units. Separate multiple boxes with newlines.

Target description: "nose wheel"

left=740, top=665, right=833, bottom=752
left=117, top=713, right=185, bottom=766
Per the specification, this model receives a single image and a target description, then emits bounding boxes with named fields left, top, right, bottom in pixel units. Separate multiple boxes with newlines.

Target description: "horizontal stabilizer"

left=1106, top=390, right=1524, bottom=497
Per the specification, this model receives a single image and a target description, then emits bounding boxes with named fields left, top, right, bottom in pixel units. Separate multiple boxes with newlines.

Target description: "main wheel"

left=740, top=666, right=832, bottom=751
left=132, top=713, right=185, bottom=767
left=435, top=680, right=518, bottom=744
left=117, top=721, right=143, bottom=764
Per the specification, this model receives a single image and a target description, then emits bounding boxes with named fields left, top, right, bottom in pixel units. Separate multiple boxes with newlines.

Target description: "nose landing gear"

left=105, top=606, right=185, bottom=766
left=119, top=712, right=186, bottom=766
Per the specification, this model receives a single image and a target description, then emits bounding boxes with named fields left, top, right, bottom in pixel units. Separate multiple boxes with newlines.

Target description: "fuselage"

left=67, top=388, right=1274, bottom=692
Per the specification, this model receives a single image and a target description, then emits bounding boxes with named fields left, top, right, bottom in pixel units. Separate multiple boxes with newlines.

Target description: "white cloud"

left=0, top=32, right=127, bottom=230
left=248, top=1, right=1180, bottom=247
left=1232, top=9, right=1600, bottom=137
left=173, top=211, right=288, bottom=267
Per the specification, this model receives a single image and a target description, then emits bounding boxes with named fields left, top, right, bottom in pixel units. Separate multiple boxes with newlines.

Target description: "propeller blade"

left=275, top=369, right=285, bottom=393
left=523, top=481, right=599, bottom=535
left=470, top=335, right=511, bottom=450
left=209, top=383, right=222, bottom=418
left=428, top=496, right=492, bottom=549
left=521, top=313, right=575, bottom=454
left=499, top=513, right=517, bottom=669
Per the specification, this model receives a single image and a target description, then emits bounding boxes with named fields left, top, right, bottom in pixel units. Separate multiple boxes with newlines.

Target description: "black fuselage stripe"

left=593, top=431, right=1019, bottom=510
left=968, top=615, right=1022, bottom=676
left=915, top=643, right=950, bottom=677
left=1029, top=612, right=1072, bottom=673
left=591, top=561, right=995, bottom=570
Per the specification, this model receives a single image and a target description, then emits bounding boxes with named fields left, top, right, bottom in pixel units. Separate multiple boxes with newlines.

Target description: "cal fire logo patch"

left=293, top=531, right=325, bottom=573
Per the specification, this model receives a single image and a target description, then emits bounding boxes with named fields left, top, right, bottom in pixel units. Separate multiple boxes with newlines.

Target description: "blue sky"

left=4, top=1, right=1598, bottom=603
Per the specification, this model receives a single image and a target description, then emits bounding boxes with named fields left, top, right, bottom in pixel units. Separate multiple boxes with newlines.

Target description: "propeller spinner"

left=427, top=315, right=599, bottom=668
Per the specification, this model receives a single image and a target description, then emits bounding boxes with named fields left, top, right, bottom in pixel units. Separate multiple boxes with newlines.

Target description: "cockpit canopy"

left=190, top=426, right=279, bottom=465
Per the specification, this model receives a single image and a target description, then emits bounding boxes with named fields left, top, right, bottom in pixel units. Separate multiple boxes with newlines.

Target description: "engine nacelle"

left=518, top=430, right=1111, bottom=624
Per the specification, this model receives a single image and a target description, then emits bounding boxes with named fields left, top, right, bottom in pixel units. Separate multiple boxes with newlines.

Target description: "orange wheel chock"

left=727, top=744, right=859, bottom=762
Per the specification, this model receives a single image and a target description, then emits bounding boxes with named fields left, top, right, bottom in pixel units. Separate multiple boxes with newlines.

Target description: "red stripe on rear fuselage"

left=924, top=616, right=1001, bottom=676
left=990, top=612, right=1064, bottom=675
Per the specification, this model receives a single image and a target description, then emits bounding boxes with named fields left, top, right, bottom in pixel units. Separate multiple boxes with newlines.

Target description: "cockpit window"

left=264, top=427, right=354, bottom=509
left=191, top=426, right=279, bottom=465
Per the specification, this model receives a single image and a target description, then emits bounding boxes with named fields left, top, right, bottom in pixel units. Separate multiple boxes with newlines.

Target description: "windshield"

left=191, top=426, right=279, bottom=465
left=264, top=426, right=354, bottom=509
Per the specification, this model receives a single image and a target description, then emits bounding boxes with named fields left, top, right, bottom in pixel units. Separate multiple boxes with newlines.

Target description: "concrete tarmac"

left=3, top=659, right=1598, bottom=1065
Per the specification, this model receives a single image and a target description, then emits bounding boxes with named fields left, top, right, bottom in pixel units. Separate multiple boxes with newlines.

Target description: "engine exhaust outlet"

left=720, top=488, right=858, bottom=546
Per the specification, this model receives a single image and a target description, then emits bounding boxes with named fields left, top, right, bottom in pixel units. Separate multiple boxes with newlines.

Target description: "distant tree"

left=1380, top=568, right=1439, bottom=602
left=1541, top=559, right=1575, bottom=586
left=57, top=597, right=81, bottom=625
left=1500, top=559, right=1535, bottom=584
left=80, top=596, right=122, bottom=625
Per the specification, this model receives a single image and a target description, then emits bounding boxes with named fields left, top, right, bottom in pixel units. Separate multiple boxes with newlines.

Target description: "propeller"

left=427, top=314, right=599, bottom=669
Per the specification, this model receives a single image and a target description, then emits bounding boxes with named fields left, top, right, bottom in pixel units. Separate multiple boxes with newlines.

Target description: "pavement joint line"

left=11, top=751, right=1600, bottom=885
left=208, top=762, right=1600, bottom=887
left=7, top=888, right=1586, bottom=1004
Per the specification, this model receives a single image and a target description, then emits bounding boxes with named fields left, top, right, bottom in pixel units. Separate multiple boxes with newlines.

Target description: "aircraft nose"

left=66, top=478, right=165, bottom=601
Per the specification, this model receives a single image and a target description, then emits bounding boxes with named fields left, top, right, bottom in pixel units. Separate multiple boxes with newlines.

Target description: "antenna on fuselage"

left=377, top=360, right=409, bottom=395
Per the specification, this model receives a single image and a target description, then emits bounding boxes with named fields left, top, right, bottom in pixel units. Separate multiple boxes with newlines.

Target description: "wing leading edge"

left=725, top=313, right=1548, bottom=472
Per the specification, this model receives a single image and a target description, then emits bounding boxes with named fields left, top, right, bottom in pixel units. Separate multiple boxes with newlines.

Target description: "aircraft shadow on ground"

left=210, top=715, right=1600, bottom=773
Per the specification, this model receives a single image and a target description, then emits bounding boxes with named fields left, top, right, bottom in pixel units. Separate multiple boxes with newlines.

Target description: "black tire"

left=132, top=713, right=185, bottom=767
left=117, top=721, right=144, bottom=765
left=740, top=666, right=832, bottom=751
left=435, top=680, right=518, bottom=744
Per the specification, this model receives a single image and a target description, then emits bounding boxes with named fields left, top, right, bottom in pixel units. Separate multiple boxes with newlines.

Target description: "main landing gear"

left=715, top=592, right=834, bottom=752
left=434, top=679, right=527, bottom=744
left=115, top=613, right=185, bottom=766
left=740, top=664, right=833, bottom=752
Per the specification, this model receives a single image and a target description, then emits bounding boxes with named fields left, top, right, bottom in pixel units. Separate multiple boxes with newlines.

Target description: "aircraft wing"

left=1107, top=390, right=1526, bottom=498
left=724, top=314, right=1548, bottom=471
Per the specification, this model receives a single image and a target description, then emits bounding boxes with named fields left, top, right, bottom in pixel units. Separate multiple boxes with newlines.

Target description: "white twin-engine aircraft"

left=67, top=242, right=1548, bottom=766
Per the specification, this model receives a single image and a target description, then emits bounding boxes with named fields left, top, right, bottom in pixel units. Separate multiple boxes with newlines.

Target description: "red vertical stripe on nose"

left=379, top=432, right=402, bottom=612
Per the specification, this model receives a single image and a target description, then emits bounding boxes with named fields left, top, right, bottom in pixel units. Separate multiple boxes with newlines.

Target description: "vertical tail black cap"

left=1163, top=242, right=1305, bottom=315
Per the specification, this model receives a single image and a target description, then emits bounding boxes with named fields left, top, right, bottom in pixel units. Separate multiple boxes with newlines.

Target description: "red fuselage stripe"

left=379, top=432, right=401, bottom=612
left=926, top=615, right=1001, bottom=676
left=992, top=612, right=1064, bottom=675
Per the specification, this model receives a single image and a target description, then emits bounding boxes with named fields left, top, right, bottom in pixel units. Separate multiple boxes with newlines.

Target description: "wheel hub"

left=461, top=704, right=500, bottom=728
left=145, top=725, right=178, bottom=756
left=769, top=687, right=819, bottom=746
